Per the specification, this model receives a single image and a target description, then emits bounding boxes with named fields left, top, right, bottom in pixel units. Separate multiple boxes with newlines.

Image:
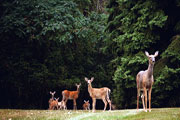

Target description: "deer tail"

left=106, top=88, right=111, bottom=102
left=62, top=91, right=65, bottom=101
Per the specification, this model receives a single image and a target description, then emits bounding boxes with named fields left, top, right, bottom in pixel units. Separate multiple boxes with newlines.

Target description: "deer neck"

left=51, top=96, right=54, bottom=100
left=76, top=87, right=80, bottom=94
left=147, top=61, right=154, bottom=78
left=88, top=83, right=93, bottom=94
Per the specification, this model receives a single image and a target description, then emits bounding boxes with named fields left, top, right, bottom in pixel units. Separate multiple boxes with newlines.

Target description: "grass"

left=0, top=108, right=180, bottom=120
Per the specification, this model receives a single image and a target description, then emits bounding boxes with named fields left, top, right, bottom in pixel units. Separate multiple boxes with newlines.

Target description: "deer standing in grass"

left=48, top=91, right=56, bottom=109
left=58, top=100, right=66, bottom=110
left=62, top=83, right=81, bottom=110
left=136, top=51, right=159, bottom=112
left=49, top=97, right=59, bottom=110
left=85, top=77, right=111, bottom=112
left=83, top=100, right=90, bottom=110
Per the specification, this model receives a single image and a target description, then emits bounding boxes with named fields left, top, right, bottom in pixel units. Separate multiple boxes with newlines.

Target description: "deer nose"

left=152, top=57, right=155, bottom=62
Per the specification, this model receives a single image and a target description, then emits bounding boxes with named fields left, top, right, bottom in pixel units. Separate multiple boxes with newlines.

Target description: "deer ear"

left=54, top=91, right=56, bottom=94
left=154, top=51, right=159, bottom=57
left=87, top=100, right=89, bottom=102
left=79, top=83, right=81, bottom=86
left=50, top=91, right=52, bottom=94
left=75, top=83, right=77, bottom=86
left=85, top=77, right=88, bottom=81
left=91, top=77, right=94, bottom=82
left=84, top=100, right=86, bottom=102
left=145, top=51, right=149, bottom=57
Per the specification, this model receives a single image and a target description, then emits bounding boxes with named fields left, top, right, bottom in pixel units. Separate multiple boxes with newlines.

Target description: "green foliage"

left=106, top=0, right=180, bottom=108
left=0, top=0, right=110, bottom=109
left=153, top=35, right=180, bottom=107
left=107, top=0, right=168, bottom=53
left=0, top=0, right=180, bottom=109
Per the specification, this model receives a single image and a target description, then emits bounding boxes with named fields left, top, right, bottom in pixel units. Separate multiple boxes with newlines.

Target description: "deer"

left=136, top=51, right=159, bottom=112
left=48, top=91, right=56, bottom=109
left=49, top=97, right=59, bottom=110
left=62, top=83, right=81, bottom=110
left=85, top=77, right=111, bottom=112
left=57, top=100, right=67, bottom=110
left=83, top=100, right=90, bottom=110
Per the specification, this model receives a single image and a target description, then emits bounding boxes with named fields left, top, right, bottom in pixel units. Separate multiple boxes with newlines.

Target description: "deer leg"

left=149, top=88, right=152, bottom=112
left=137, top=88, right=140, bottom=111
left=49, top=104, right=51, bottom=110
left=73, top=99, right=77, bottom=110
left=141, top=94, right=145, bottom=110
left=144, top=88, right=147, bottom=112
left=102, top=98, right=107, bottom=111
left=106, top=98, right=111, bottom=111
left=92, top=98, right=96, bottom=112
left=64, top=103, right=67, bottom=110
left=108, top=100, right=112, bottom=111
left=63, top=99, right=68, bottom=110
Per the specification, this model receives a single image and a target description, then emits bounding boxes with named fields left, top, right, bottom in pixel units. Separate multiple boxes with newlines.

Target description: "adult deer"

left=136, top=51, right=159, bottom=112
left=62, top=83, right=81, bottom=110
left=85, top=77, right=111, bottom=112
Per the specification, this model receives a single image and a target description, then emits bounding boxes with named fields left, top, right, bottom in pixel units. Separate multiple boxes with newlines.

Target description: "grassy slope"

left=0, top=108, right=180, bottom=120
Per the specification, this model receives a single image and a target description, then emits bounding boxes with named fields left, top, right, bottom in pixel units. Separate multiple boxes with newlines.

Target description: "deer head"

left=145, top=51, right=159, bottom=64
left=75, top=83, right=81, bottom=89
left=50, top=91, right=56, bottom=99
left=85, top=77, right=94, bottom=85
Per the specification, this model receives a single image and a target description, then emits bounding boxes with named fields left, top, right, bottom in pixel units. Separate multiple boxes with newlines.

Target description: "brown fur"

left=83, top=100, right=90, bottom=110
left=85, top=77, right=111, bottom=112
left=49, top=98, right=59, bottom=110
left=136, top=51, right=158, bottom=112
left=62, top=83, right=81, bottom=110
left=58, top=100, right=66, bottom=110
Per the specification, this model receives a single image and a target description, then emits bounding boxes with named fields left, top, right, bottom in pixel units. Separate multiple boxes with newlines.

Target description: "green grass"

left=0, top=108, right=180, bottom=120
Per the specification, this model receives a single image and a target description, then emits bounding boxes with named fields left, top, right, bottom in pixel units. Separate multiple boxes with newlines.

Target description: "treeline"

left=0, top=0, right=180, bottom=109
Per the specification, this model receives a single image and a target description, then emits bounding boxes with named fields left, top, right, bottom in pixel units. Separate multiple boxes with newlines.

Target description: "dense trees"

left=0, top=0, right=180, bottom=109
left=0, top=0, right=110, bottom=109
left=106, top=0, right=180, bottom=108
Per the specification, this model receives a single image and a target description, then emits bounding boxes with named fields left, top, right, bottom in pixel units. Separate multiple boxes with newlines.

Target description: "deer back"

left=89, top=87, right=109, bottom=99
left=62, top=90, right=79, bottom=99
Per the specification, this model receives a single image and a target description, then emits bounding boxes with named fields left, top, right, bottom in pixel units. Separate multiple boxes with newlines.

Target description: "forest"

left=0, top=0, right=180, bottom=110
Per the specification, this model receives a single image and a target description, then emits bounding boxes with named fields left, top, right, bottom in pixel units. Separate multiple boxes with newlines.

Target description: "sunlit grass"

left=0, top=108, right=179, bottom=120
